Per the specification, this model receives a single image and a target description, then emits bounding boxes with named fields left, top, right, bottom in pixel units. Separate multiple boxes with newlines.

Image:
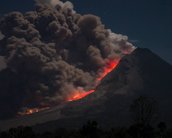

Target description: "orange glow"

left=97, top=59, right=120, bottom=81
left=67, top=59, right=120, bottom=102
left=67, top=89, right=95, bottom=101
left=17, top=107, right=50, bottom=116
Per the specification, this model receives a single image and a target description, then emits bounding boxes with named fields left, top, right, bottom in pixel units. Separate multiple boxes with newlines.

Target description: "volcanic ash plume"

left=0, top=0, right=135, bottom=117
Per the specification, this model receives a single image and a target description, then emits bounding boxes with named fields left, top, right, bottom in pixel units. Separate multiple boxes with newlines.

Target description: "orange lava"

left=17, top=107, right=50, bottom=116
left=97, top=59, right=120, bottom=81
left=67, top=59, right=120, bottom=102
left=17, top=59, right=120, bottom=115
left=67, top=89, right=95, bottom=101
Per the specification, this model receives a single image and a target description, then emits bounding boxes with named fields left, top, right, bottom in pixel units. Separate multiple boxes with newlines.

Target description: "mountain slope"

left=56, top=47, right=172, bottom=128
left=0, top=48, right=172, bottom=131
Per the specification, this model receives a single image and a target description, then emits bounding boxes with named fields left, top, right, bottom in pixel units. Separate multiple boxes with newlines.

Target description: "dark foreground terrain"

left=0, top=121, right=172, bottom=138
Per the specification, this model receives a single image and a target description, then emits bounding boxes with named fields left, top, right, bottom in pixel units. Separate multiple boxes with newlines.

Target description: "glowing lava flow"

left=97, top=59, right=120, bottom=81
left=67, top=89, right=95, bottom=101
left=17, top=59, right=120, bottom=115
left=67, top=59, right=120, bottom=102
left=17, top=107, right=50, bottom=116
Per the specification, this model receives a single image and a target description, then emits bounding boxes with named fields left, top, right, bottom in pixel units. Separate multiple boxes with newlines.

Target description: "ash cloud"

left=0, top=0, right=135, bottom=117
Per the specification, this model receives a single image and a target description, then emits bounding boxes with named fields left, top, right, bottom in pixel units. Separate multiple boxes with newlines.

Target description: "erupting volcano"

left=0, top=0, right=172, bottom=132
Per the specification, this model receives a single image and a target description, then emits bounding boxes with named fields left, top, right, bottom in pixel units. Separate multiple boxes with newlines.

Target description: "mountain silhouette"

left=0, top=48, right=172, bottom=131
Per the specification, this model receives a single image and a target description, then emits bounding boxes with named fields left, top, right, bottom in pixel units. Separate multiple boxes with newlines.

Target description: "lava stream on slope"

left=66, top=59, right=120, bottom=101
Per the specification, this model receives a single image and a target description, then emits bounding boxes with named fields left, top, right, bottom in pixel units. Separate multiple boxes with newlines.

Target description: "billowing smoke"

left=0, top=0, right=135, bottom=118
left=49, top=0, right=61, bottom=6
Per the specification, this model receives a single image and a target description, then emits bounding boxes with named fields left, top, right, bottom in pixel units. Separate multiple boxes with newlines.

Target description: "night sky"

left=0, top=0, right=172, bottom=64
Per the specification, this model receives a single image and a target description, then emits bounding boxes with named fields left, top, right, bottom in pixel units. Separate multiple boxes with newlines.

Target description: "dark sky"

left=0, top=0, right=172, bottom=64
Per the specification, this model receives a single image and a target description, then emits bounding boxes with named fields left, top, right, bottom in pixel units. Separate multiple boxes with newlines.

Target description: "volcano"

left=0, top=48, right=172, bottom=131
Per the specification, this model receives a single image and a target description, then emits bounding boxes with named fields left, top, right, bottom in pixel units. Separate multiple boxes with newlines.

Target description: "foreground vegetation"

left=0, top=121, right=172, bottom=138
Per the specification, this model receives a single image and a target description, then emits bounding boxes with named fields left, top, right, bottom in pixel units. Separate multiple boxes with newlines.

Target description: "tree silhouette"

left=80, top=120, right=101, bottom=138
left=6, top=126, right=35, bottom=138
left=157, top=122, right=167, bottom=138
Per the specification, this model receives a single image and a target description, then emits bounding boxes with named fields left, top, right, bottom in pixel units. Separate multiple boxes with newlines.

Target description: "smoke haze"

left=0, top=0, right=135, bottom=118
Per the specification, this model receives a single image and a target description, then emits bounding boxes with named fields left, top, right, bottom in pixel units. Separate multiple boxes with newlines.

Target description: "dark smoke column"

left=0, top=0, right=135, bottom=118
